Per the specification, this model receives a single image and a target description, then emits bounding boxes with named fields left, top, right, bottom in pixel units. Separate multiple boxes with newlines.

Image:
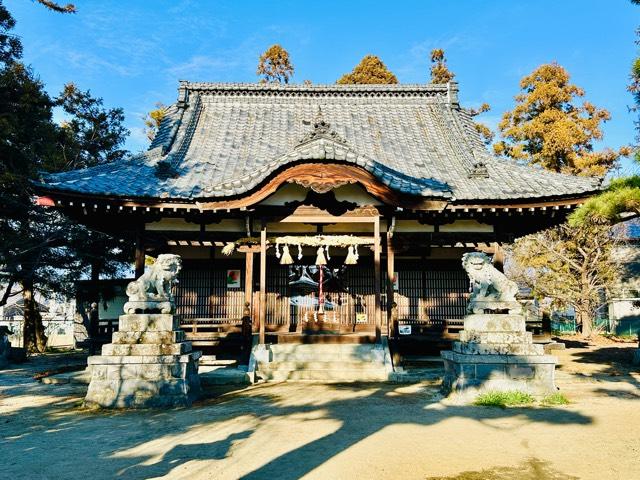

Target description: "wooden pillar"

left=374, top=216, right=382, bottom=343
left=259, top=226, right=267, bottom=345
left=386, top=230, right=395, bottom=339
left=134, top=228, right=145, bottom=278
left=244, top=248, right=254, bottom=332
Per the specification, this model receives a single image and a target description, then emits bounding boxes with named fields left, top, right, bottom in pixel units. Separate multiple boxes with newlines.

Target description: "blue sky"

left=6, top=0, right=640, bottom=173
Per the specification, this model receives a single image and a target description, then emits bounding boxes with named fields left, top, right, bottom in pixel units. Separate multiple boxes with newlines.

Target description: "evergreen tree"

left=337, top=55, right=398, bottom=84
left=257, top=44, right=294, bottom=84
left=429, top=48, right=455, bottom=84
left=494, top=62, right=626, bottom=177
left=55, top=83, right=128, bottom=170
left=0, top=2, right=131, bottom=351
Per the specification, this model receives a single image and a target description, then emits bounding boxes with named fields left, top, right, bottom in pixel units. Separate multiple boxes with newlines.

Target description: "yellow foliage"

left=430, top=48, right=455, bottom=84
left=337, top=55, right=398, bottom=84
left=257, top=44, right=294, bottom=84
left=142, top=102, right=167, bottom=142
left=495, top=63, right=623, bottom=177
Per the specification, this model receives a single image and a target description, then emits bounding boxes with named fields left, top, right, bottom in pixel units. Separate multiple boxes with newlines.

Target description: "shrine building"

left=36, top=81, right=600, bottom=364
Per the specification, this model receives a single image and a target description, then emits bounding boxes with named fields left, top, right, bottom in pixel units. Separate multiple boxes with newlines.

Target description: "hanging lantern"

left=297, top=244, right=303, bottom=260
left=344, top=245, right=358, bottom=265
left=315, top=246, right=327, bottom=265
left=280, top=245, right=293, bottom=265
left=275, top=243, right=281, bottom=259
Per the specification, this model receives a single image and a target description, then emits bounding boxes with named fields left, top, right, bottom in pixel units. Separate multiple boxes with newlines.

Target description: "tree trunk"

left=576, top=304, right=593, bottom=339
left=21, top=277, right=47, bottom=353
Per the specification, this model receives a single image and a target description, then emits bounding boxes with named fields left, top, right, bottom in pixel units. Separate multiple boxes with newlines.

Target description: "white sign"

left=398, top=325, right=412, bottom=335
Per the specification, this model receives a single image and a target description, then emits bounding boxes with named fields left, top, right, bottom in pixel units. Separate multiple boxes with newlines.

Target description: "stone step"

left=258, top=368, right=388, bottom=382
left=270, top=353, right=381, bottom=363
left=199, top=367, right=251, bottom=386
left=259, top=360, right=385, bottom=371
left=452, top=342, right=544, bottom=355
left=269, top=342, right=379, bottom=351
left=199, top=356, right=237, bottom=367
left=102, top=342, right=192, bottom=356
left=267, top=345, right=384, bottom=362
left=118, top=314, right=179, bottom=333
left=112, top=330, right=185, bottom=345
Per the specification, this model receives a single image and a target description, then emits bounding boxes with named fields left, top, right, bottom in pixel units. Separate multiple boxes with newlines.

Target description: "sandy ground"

left=1, top=341, right=639, bottom=480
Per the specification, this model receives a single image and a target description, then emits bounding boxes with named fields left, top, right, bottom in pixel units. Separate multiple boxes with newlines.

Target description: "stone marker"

left=84, top=254, right=201, bottom=408
left=441, top=252, right=557, bottom=397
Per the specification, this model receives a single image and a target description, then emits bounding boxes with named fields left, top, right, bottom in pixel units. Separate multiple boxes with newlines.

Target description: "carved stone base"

left=123, top=300, right=174, bottom=314
left=468, top=301, right=522, bottom=315
left=441, top=351, right=557, bottom=396
left=441, top=313, right=557, bottom=398
left=84, top=314, right=200, bottom=409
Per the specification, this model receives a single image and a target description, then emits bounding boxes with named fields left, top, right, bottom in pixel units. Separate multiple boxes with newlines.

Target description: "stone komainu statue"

left=461, top=252, right=520, bottom=314
left=124, top=254, right=182, bottom=314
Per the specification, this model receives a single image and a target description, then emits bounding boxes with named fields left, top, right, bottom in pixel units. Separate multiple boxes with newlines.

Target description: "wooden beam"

left=259, top=226, right=267, bottom=345
left=386, top=230, right=395, bottom=338
left=374, top=215, right=382, bottom=343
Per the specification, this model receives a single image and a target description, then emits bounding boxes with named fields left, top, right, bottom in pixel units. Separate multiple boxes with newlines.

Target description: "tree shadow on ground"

left=233, top=382, right=591, bottom=480
left=425, top=457, right=578, bottom=480
left=552, top=340, right=640, bottom=404
left=1, top=364, right=594, bottom=480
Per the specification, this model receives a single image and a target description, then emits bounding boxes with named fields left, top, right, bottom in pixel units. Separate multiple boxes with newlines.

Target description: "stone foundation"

left=441, top=313, right=557, bottom=398
left=84, top=314, right=201, bottom=408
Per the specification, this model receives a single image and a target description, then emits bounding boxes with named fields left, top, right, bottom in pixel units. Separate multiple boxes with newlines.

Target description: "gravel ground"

left=1, top=342, right=639, bottom=480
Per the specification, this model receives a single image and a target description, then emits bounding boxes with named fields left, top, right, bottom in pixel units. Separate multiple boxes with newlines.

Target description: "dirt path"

left=1, top=343, right=639, bottom=480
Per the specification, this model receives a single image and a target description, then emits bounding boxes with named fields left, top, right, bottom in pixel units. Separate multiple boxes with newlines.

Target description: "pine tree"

left=0, top=2, right=131, bottom=352
left=257, top=44, right=294, bottom=84
left=494, top=62, right=625, bottom=177
left=337, top=55, right=398, bottom=84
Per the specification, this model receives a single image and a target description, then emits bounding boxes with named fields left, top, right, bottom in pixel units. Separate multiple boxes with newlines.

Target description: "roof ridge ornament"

left=468, top=152, right=489, bottom=178
left=297, top=107, right=347, bottom=147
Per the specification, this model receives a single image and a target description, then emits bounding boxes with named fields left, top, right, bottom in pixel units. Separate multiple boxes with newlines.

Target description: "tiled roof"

left=39, top=82, right=601, bottom=202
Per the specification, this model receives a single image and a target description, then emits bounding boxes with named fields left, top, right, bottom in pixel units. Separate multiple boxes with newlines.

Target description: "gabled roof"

left=39, top=81, right=601, bottom=203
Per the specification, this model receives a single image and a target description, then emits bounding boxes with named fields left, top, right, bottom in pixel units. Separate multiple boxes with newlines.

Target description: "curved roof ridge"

left=198, top=136, right=451, bottom=198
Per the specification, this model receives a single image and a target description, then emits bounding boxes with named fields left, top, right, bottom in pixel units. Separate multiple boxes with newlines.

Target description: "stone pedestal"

left=84, top=314, right=201, bottom=408
left=441, top=314, right=557, bottom=397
